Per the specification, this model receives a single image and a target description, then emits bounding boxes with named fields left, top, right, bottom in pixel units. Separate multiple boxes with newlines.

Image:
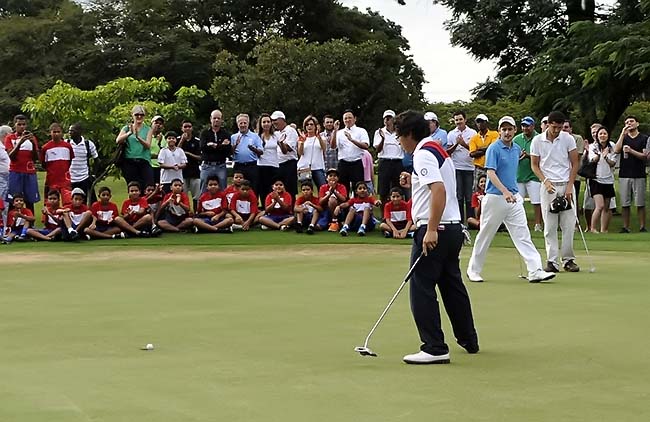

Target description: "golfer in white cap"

left=466, top=116, right=555, bottom=283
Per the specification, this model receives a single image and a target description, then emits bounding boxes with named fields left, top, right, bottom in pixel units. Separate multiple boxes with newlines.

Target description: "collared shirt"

left=446, top=127, right=476, bottom=171
left=469, top=130, right=499, bottom=168
left=484, top=139, right=521, bottom=195
left=321, top=130, right=338, bottom=169
left=231, top=131, right=263, bottom=163
left=530, top=130, right=577, bottom=182
left=199, top=127, right=232, bottom=163
left=277, top=125, right=299, bottom=163
left=68, top=137, right=99, bottom=182
left=178, top=135, right=201, bottom=179
left=158, top=147, right=188, bottom=184
left=336, top=125, right=369, bottom=162
left=513, top=131, right=539, bottom=183
left=372, top=127, right=403, bottom=159
left=411, top=139, right=461, bottom=223
left=588, top=141, right=617, bottom=184
left=430, top=127, right=448, bottom=147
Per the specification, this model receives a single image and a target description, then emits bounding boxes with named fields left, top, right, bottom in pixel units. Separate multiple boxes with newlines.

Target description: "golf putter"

left=355, top=252, right=424, bottom=357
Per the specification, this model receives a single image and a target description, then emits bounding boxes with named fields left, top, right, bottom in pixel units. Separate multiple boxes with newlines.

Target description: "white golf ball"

left=145, top=343, right=154, bottom=350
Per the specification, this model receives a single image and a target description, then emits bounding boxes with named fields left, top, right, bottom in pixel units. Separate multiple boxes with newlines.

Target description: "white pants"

left=468, top=193, right=543, bottom=277
left=540, top=183, right=576, bottom=266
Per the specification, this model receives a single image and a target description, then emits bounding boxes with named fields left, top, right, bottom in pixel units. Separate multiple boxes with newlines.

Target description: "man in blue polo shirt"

left=231, top=114, right=263, bottom=190
left=466, top=116, right=555, bottom=283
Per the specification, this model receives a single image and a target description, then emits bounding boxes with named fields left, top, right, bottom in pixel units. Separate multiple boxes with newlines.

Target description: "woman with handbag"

left=115, top=105, right=153, bottom=190
left=297, top=115, right=326, bottom=189
left=587, top=126, right=617, bottom=233
left=256, top=113, right=280, bottom=204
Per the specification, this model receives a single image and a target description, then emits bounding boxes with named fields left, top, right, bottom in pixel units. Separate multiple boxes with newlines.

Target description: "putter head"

left=354, top=346, right=377, bottom=357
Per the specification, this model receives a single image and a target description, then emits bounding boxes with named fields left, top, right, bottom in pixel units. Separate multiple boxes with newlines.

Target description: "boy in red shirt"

left=224, top=170, right=245, bottom=207
left=26, top=190, right=69, bottom=241
left=318, top=168, right=348, bottom=231
left=3, top=193, right=35, bottom=242
left=121, top=181, right=155, bottom=234
left=67, top=188, right=93, bottom=234
left=156, top=178, right=194, bottom=232
left=339, top=181, right=381, bottom=236
left=193, top=176, right=233, bottom=232
left=86, top=186, right=144, bottom=239
left=40, top=123, right=74, bottom=205
left=259, top=179, right=295, bottom=230
left=379, top=187, right=413, bottom=238
left=5, top=115, right=40, bottom=211
left=294, top=182, right=322, bottom=234
left=229, top=180, right=261, bottom=231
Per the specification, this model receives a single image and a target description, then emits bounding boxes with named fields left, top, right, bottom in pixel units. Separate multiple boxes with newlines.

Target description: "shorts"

left=95, top=224, right=113, bottom=232
left=588, top=180, right=615, bottom=199
left=517, top=181, right=541, bottom=204
left=298, top=212, right=314, bottom=226
left=583, top=184, right=617, bottom=210
left=164, top=212, right=187, bottom=226
left=7, top=172, right=40, bottom=204
left=316, top=209, right=343, bottom=228
left=265, top=214, right=291, bottom=224
left=384, top=220, right=407, bottom=230
left=36, top=228, right=56, bottom=236
left=619, top=177, right=646, bottom=207
left=200, top=216, right=226, bottom=226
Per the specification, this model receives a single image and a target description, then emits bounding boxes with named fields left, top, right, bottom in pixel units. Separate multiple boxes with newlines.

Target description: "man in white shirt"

left=446, top=110, right=477, bottom=223
left=68, top=123, right=99, bottom=203
left=331, top=110, right=369, bottom=195
left=272, top=110, right=299, bottom=198
left=531, top=110, right=580, bottom=273
left=373, top=109, right=404, bottom=202
left=395, top=110, right=479, bottom=365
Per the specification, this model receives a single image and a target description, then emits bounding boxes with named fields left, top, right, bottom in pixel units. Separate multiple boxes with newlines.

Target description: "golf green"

left=1, top=242, right=648, bottom=421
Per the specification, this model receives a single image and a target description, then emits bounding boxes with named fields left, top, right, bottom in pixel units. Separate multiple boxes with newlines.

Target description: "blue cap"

left=521, top=116, right=535, bottom=126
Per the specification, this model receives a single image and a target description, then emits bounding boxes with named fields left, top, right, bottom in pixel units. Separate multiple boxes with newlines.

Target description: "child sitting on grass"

left=379, top=187, right=413, bottom=239
left=156, top=178, right=194, bottom=232
left=259, top=179, right=295, bottom=231
left=144, top=183, right=164, bottom=217
left=121, top=181, right=156, bottom=235
left=27, top=190, right=72, bottom=241
left=317, top=168, right=348, bottom=231
left=2, top=193, right=34, bottom=243
left=294, top=182, right=322, bottom=234
left=229, top=180, right=262, bottom=231
left=224, top=170, right=245, bottom=207
left=193, top=176, right=233, bottom=232
left=67, top=188, right=93, bottom=234
left=339, top=181, right=381, bottom=236
left=85, top=186, right=145, bottom=239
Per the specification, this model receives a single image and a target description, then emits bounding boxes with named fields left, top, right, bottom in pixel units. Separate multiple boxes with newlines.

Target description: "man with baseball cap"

left=148, top=115, right=166, bottom=184
left=469, top=114, right=498, bottom=187
left=272, top=110, right=299, bottom=198
left=424, top=111, right=448, bottom=146
left=466, top=116, right=555, bottom=283
left=513, top=116, right=543, bottom=232
left=373, top=109, right=403, bottom=202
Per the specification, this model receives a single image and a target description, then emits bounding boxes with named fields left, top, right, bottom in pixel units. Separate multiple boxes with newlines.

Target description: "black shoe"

left=138, top=230, right=151, bottom=238
left=640, top=227, right=647, bottom=233
left=620, top=227, right=631, bottom=233
left=458, top=341, right=480, bottom=354
left=151, top=225, right=163, bottom=236
left=295, top=225, right=303, bottom=233
left=544, top=261, right=559, bottom=273
left=563, top=260, right=580, bottom=272
left=306, top=225, right=314, bottom=235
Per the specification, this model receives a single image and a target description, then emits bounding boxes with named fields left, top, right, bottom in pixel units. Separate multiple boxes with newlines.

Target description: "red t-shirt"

left=383, top=200, right=411, bottom=223
left=162, top=192, right=190, bottom=217
left=229, top=191, right=258, bottom=215
left=91, top=201, right=120, bottom=225
left=121, top=197, right=150, bottom=223
left=69, top=204, right=89, bottom=226
left=7, top=208, right=34, bottom=229
left=347, top=196, right=376, bottom=213
left=295, top=195, right=319, bottom=213
left=4, top=133, right=39, bottom=174
left=319, top=183, right=347, bottom=202
left=471, top=190, right=485, bottom=209
left=41, top=204, right=64, bottom=230
left=40, top=140, right=74, bottom=188
left=224, top=185, right=240, bottom=206
left=265, top=191, right=293, bottom=216
left=197, top=190, right=228, bottom=214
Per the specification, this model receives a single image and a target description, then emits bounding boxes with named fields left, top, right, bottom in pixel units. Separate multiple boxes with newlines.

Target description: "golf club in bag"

left=354, top=252, right=424, bottom=357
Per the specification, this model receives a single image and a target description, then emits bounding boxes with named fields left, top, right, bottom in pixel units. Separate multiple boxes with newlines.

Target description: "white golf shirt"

left=446, top=127, right=477, bottom=171
left=372, top=127, right=403, bottom=159
left=277, top=125, right=299, bottom=163
left=530, top=130, right=577, bottom=182
left=336, top=125, right=369, bottom=162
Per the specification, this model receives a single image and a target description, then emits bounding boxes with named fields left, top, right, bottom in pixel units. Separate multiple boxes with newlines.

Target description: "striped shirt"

left=68, top=137, right=98, bottom=182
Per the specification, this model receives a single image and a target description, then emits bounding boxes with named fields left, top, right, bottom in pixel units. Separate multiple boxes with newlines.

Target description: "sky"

left=341, top=0, right=496, bottom=103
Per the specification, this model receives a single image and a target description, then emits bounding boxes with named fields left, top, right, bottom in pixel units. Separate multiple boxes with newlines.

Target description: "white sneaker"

left=231, top=224, right=243, bottom=230
left=528, top=269, right=556, bottom=283
left=403, top=350, right=450, bottom=364
left=260, top=225, right=269, bottom=230
left=534, top=224, right=543, bottom=232
left=466, top=271, right=484, bottom=282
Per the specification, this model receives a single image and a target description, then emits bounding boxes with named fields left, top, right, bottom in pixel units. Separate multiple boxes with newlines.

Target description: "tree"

left=210, top=36, right=424, bottom=128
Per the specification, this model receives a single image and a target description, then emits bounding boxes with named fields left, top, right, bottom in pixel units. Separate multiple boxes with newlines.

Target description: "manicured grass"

left=1, top=244, right=649, bottom=421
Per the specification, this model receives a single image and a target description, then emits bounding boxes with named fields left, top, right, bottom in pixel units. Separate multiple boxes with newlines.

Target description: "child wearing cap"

left=259, top=180, right=295, bottom=231
left=317, top=168, right=348, bottom=231
left=339, top=181, right=381, bottom=236
left=158, top=131, right=187, bottom=193
left=67, top=187, right=93, bottom=234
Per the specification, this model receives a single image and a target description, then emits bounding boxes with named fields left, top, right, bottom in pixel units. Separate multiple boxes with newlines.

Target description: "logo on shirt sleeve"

left=421, top=168, right=428, bottom=176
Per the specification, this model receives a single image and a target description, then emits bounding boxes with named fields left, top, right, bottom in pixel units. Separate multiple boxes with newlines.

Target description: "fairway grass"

left=1, top=244, right=649, bottom=421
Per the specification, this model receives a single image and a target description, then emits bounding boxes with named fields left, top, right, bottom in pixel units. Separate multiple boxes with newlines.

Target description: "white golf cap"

left=475, top=113, right=489, bottom=122
left=424, top=111, right=438, bottom=122
left=382, top=109, right=396, bottom=118
left=498, top=116, right=516, bottom=128
left=541, top=115, right=549, bottom=123
left=270, top=110, right=286, bottom=120
left=151, top=115, right=164, bottom=123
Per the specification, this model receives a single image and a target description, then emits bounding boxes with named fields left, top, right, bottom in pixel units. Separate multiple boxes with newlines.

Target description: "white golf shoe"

left=466, top=271, right=484, bottom=282
left=528, top=269, right=556, bottom=283
left=403, top=351, right=450, bottom=364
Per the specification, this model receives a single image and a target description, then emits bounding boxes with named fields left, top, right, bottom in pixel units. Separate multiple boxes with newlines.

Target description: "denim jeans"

left=200, top=163, right=227, bottom=193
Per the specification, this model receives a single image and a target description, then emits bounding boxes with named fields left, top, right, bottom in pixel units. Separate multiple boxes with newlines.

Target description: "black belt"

left=235, top=161, right=257, bottom=167
left=340, top=159, right=362, bottom=165
left=202, top=161, right=225, bottom=165
left=379, top=158, right=403, bottom=161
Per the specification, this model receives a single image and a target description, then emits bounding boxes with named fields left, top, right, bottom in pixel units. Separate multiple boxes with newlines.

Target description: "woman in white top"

left=297, top=115, right=326, bottom=188
left=256, top=113, right=280, bottom=203
left=587, top=126, right=617, bottom=233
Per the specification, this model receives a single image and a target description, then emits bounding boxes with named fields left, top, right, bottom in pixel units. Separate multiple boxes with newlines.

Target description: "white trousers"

left=540, top=183, right=576, bottom=265
left=468, top=193, right=543, bottom=276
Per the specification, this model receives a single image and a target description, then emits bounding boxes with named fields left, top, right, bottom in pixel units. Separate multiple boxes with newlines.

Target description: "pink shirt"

left=361, top=150, right=373, bottom=182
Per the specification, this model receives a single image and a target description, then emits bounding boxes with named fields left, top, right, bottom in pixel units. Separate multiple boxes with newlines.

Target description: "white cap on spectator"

left=541, top=115, right=549, bottom=124
left=498, top=116, right=516, bottom=128
left=270, top=111, right=286, bottom=120
left=475, top=113, right=489, bottom=122
left=424, top=111, right=438, bottom=122
left=382, top=109, right=396, bottom=118
left=151, top=115, right=164, bottom=124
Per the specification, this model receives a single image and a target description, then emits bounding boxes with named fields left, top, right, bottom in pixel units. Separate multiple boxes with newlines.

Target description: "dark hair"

left=395, top=110, right=429, bottom=141
left=323, top=114, right=334, bottom=121
left=72, top=192, right=85, bottom=199
left=165, top=131, right=178, bottom=139
left=240, top=180, right=251, bottom=189
left=12, top=192, right=25, bottom=200
left=13, top=114, right=27, bottom=123
left=181, top=119, right=193, bottom=125
left=207, top=176, right=220, bottom=185
left=595, top=126, right=610, bottom=146
left=547, top=111, right=567, bottom=124
left=452, top=110, right=467, bottom=119
left=301, top=182, right=313, bottom=189
left=355, top=181, right=368, bottom=190
left=624, top=115, right=638, bottom=122
left=389, top=187, right=403, bottom=196
left=343, top=109, right=355, bottom=117
left=47, top=190, right=60, bottom=198
left=563, top=119, right=572, bottom=126
left=171, top=178, right=183, bottom=185
left=127, top=181, right=141, bottom=190
left=98, top=186, right=111, bottom=195
left=145, top=183, right=156, bottom=189
left=70, top=122, right=82, bottom=132
left=233, top=170, right=244, bottom=177
left=256, top=112, right=274, bottom=138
